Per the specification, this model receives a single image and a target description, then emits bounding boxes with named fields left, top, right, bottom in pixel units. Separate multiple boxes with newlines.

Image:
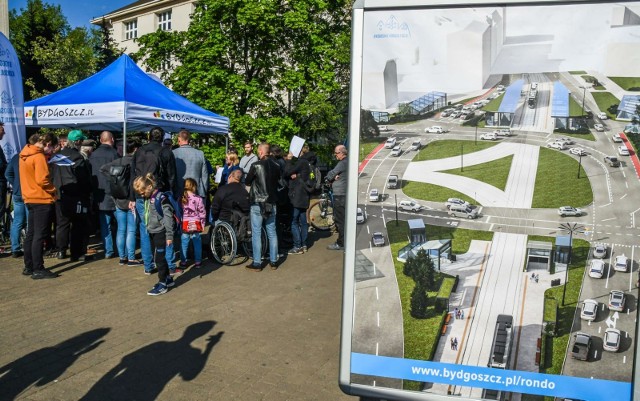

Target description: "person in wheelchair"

left=211, top=169, right=249, bottom=225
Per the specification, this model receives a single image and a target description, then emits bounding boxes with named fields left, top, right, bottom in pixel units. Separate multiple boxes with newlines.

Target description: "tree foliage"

left=410, top=283, right=429, bottom=319
left=404, top=249, right=437, bottom=290
left=134, top=0, right=351, bottom=150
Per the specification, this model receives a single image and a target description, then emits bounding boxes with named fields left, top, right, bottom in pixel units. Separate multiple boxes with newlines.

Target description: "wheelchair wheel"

left=240, top=226, right=268, bottom=261
left=307, top=200, right=334, bottom=231
left=210, top=221, right=237, bottom=265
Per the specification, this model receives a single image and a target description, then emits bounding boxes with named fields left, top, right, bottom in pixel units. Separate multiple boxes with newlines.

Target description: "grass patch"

left=404, top=181, right=477, bottom=205
left=543, top=297, right=558, bottom=323
left=441, top=155, right=513, bottom=191
left=359, top=136, right=386, bottom=162
left=532, top=147, right=593, bottom=208
left=591, top=92, right=620, bottom=119
left=387, top=222, right=493, bottom=390
left=553, top=130, right=595, bottom=142
left=483, top=93, right=505, bottom=112
left=581, top=75, right=605, bottom=90
left=568, top=96, right=587, bottom=117
left=413, top=140, right=497, bottom=162
left=569, top=71, right=587, bottom=75
left=609, top=77, right=640, bottom=91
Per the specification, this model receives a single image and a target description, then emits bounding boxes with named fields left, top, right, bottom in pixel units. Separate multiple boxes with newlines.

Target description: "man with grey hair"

left=172, top=129, right=208, bottom=198
left=325, top=144, right=348, bottom=250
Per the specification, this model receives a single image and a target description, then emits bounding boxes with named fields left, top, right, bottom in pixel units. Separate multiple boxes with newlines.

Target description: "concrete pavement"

left=0, top=231, right=353, bottom=401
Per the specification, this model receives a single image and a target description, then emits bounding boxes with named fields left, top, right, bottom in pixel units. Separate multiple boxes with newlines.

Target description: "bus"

left=528, top=89, right=537, bottom=108
left=482, top=315, right=514, bottom=400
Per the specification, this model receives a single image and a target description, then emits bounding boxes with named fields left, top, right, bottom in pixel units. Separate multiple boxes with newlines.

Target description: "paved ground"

left=0, top=231, right=354, bottom=401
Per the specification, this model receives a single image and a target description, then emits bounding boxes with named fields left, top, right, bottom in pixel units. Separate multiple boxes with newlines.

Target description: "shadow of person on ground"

left=0, top=327, right=110, bottom=401
left=79, top=321, right=223, bottom=401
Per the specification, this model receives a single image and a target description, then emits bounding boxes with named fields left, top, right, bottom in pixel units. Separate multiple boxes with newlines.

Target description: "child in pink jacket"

left=180, top=178, right=207, bottom=268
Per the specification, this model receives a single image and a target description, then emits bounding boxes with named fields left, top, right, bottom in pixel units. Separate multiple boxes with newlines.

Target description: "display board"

left=340, top=1, right=640, bottom=400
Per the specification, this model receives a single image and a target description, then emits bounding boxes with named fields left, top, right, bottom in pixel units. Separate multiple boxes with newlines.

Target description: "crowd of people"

left=5, top=126, right=348, bottom=297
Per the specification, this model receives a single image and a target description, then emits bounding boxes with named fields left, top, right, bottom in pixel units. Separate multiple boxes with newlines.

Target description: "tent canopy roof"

left=25, top=54, right=229, bottom=134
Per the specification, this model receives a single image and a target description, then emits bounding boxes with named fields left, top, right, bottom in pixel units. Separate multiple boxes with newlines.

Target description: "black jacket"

left=51, top=147, right=93, bottom=200
left=284, top=158, right=311, bottom=209
left=245, top=157, right=280, bottom=204
left=211, top=182, right=249, bottom=222
left=130, top=141, right=177, bottom=199
left=89, top=144, right=119, bottom=211
left=101, top=155, right=133, bottom=211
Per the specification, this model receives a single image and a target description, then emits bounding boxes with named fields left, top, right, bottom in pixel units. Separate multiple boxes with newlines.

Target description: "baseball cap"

left=163, top=133, right=172, bottom=141
left=68, top=130, right=87, bottom=141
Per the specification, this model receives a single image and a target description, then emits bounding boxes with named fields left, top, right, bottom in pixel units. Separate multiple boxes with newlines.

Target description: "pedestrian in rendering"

left=453, top=337, right=458, bottom=350
left=454, top=307, right=459, bottom=319
left=450, top=338, right=455, bottom=350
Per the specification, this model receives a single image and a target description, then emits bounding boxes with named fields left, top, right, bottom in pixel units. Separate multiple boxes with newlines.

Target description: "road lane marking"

left=377, top=311, right=380, bottom=327
left=375, top=286, right=379, bottom=300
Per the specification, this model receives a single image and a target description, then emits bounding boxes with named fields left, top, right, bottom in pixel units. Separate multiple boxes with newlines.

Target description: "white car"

left=356, top=207, right=366, bottom=224
left=557, top=137, right=575, bottom=145
left=494, top=128, right=512, bottom=136
left=445, top=198, right=469, bottom=210
left=390, top=145, right=402, bottom=157
left=558, top=206, right=584, bottom=217
left=588, top=259, right=605, bottom=278
left=408, top=140, right=422, bottom=151
left=580, top=299, right=598, bottom=321
left=608, top=290, right=626, bottom=312
left=612, top=133, right=623, bottom=143
left=384, top=137, right=396, bottom=149
left=425, top=126, right=447, bottom=134
left=369, top=189, right=381, bottom=202
left=618, top=145, right=630, bottom=156
left=569, top=147, right=587, bottom=156
left=592, top=244, right=607, bottom=259
left=547, top=141, right=566, bottom=150
left=480, top=132, right=498, bottom=141
left=593, top=124, right=604, bottom=132
left=399, top=200, right=421, bottom=212
left=614, top=254, right=628, bottom=272
left=598, top=111, right=608, bottom=120
left=603, top=328, right=621, bottom=352
left=441, top=108, right=454, bottom=117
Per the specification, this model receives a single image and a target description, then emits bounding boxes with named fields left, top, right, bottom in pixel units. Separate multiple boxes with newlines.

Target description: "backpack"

left=108, top=161, right=131, bottom=199
left=153, top=191, right=183, bottom=228
left=136, top=146, right=166, bottom=188
left=309, top=164, right=322, bottom=191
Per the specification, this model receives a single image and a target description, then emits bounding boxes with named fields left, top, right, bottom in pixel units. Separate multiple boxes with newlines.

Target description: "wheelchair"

left=209, top=212, right=267, bottom=265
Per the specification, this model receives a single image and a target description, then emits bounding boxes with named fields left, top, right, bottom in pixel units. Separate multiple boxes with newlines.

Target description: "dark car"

left=604, top=156, right=620, bottom=167
left=371, top=232, right=386, bottom=247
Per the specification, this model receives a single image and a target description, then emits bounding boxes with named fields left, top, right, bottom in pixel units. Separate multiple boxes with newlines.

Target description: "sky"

left=9, top=0, right=134, bottom=28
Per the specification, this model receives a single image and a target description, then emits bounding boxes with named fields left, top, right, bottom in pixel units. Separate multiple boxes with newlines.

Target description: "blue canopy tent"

left=24, top=54, right=229, bottom=147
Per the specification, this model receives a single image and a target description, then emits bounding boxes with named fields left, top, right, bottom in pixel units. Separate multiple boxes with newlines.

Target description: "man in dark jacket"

left=325, top=144, right=348, bottom=251
left=284, top=153, right=311, bottom=255
left=51, top=130, right=94, bottom=261
left=89, top=131, right=120, bottom=259
left=211, top=169, right=249, bottom=222
left=129, top=126, right=178, bottom=274
left=244, top=143, right=281, bottom=271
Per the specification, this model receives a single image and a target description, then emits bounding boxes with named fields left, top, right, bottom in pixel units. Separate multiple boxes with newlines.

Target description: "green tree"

left=411, top=249, right=437, bottom=290
left=94, top=18, right=122, bottom=70
left=360, top=109, right=380, bottom=139
left=410, top=283, right=429, bottom=319
left=134, top=0, right=351, bottom=149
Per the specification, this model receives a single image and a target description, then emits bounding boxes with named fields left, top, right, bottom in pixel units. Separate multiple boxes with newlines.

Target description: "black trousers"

left=149, top=231, right=169, bottom=282
left=55, top=199, right=88, bottom=258
left=24, top=203, right=54, bottom=272
left=333, top=195, right=346, bottom=247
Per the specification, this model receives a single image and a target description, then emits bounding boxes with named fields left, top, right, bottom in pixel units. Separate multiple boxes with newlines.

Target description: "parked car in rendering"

left=371, top=232, right=386, bottom=247
left=480, top=132, right=498, bottom=141
left=445, top=198, right=469, bottom=210
left=569, top=147, right=587, bottom=156
left=593, top=123, right=604, bottom=132
left=588, top=259, right=605, bottom=278
left=614, top=254, right=628, bottom=272
left=356, top=207, right=366, bottom=224
left=580, top=299, right=598, bottom=321
left=598, top=111, right=608, bottom=120
left=425, top=126, right=448, bottom=134
left=603, top=328, right=621, bottom=352
left=618, top=145, right=630, bottom=156
left=384, top=137, right=397, bottom=149
left=557, top=137, right=575, bottom=145
left=390, top=145, right=402, bottom=157
left=593, top=244, right=607, bottom=259
left=608, top=290, right=626, bottom=312
left=494, top=128, right=512, bottom=136
left=369, top=189, right=381, bottom=202
left=612, top=133, right=623, bottom=143
left=604, top=156, right=620, bottom=167
left=399, top=200, right=422, bottom=212
left=387, top=175, right=399, bottom=189
left=558, top=206, right=585, bottom=217
left=448, top=204, right=479, bottom=219
left=408, top=140, right=422, bottom=151
left=441, top=108, right=454, bottom=117
left=547, top=141, right=567, bottom=150
left=571, top=332, right=592, bottom=360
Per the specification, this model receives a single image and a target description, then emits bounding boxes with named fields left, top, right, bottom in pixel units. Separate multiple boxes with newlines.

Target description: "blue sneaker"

left=165, top=276, right=175, bottom=288
left=147, top=282, right=168, bottom=296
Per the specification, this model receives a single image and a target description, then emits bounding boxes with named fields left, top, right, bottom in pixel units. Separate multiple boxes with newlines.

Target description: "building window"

left=124, top=19, right=137, bottom=40
left=158, top=10, right=172, bottom=31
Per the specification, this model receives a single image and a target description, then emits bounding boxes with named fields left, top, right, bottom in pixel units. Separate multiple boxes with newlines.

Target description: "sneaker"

left=179, top=261, right=188, bottom=268
left=144, top=268, right=157, bottom=275
left=288, top=247, right=304, bottom=255
left=147, top=282, right=168, bottom=296
left=270, top=261, right=279, bottom=270
left=169, top=268, right=184, bottom=276
left=326, top=243, right=344, bottom=251
left=12, top=251, right=24, bottom=258
left=127, top=259, right=144, bottom=267
left=194, top=262, right=202, bottom=269
left=301, top=246, right=308, bottom=253
left=56, top=249, right=68, bottom=259
left=245, top=264, right=262, bottom=272
left=31, top=269, right=58, bottom=279
left=165, top=276, right=175, bottom=288
left=22, top=267, right=33, bottom=276
left=119, top=259, right=127, bottom=266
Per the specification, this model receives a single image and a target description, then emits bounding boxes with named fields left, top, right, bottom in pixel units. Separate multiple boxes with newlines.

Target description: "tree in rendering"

left=410, top=283, right=429, bottom=319
left=411, top=249, right=437, bottom=291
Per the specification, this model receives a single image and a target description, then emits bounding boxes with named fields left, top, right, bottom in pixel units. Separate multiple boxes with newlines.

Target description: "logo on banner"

left=153, top=111, right=165, bottom=119
left=375, top=16, right=411, bottom=39
left=25, top=109, right=32, bottom=118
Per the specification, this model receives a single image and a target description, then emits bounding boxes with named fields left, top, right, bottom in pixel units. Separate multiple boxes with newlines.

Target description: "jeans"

left=10, top=196, right=27, bottom=253
left=250, top=203, right=278, bottom=266
left=149, top=231, right=169, bottom=282
left=290, top=207, right=308, bottom=249
left=180, top=232, right=202, bottom=263
left=98, top=210, right=115, bottom=257
left=24, top=203, right=54, bottom=272
left=135, top=198, right=153, bottom=270
left=115, top=208, right=136, bottom=261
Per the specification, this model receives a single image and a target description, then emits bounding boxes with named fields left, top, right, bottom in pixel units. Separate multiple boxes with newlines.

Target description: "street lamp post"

left=577, top=153, right=583, bottom=179
left=461, top=143, right=464, bottom=172
left=559, top=222, right=585, bottom=306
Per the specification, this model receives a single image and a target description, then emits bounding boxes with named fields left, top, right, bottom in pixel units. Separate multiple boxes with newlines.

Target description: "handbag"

left=182, top=220, right=203, bottom=233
